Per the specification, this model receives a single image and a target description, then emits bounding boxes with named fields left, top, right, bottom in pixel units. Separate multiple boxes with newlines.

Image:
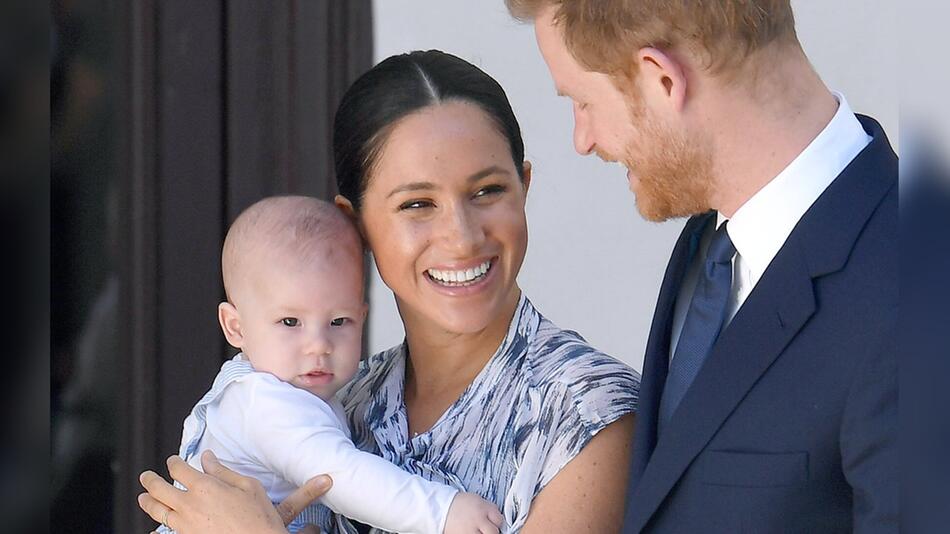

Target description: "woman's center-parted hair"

left=221, top=196, right=363, bottom=304
left=333, top=50, right=526, bottom=211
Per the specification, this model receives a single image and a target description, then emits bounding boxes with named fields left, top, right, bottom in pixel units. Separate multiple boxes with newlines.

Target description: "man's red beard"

left=610, top=93, right=716, bottom=222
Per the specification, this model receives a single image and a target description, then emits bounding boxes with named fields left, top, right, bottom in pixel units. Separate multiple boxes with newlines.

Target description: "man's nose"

left=573, top=105, right=595, bottom=155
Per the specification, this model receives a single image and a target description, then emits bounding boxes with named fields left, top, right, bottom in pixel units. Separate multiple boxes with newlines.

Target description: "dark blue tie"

left=658, top=222, right=736, bottom=432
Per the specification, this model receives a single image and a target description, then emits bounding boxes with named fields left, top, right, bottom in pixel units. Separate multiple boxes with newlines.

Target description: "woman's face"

left=358, top=101, right=530, bottom=336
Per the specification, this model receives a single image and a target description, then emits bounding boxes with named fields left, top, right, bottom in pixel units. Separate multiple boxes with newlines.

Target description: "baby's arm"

left=225, top=375, right=499, bottom=534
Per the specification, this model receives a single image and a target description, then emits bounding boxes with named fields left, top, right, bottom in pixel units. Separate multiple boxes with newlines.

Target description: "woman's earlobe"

left=334, top=194, right=368, bottom=241
left=334, top=194, right=356, bottom=218
left=522, top=160, right=533, bottom=194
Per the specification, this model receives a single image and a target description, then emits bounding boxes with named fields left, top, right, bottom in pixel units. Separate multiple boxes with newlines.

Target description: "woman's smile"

left=424, top=256, right=497, bottom=294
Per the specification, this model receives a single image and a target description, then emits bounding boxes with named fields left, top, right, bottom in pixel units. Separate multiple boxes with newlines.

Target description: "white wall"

left=368, top=0, right=898, bottom=371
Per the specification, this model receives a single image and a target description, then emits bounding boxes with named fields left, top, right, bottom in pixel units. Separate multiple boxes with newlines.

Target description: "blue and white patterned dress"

left=326, top=294, right=640, bottom=533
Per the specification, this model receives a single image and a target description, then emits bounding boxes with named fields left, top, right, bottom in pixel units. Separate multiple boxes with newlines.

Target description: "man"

left=504, top=1, right=897, bottom=532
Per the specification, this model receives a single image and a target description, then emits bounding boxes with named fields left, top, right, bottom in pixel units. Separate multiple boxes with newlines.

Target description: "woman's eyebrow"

left=468, top=165, right=510, bottom=182
left=386, top=181, right=436, bottom=198
left=386, top=166, right=510, bottom=198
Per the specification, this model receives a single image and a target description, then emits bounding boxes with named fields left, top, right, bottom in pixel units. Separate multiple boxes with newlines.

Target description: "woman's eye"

left=398, top=199, right=434, bottom=211
left=474, top=184, right=506, bottom=198
left=280, top=318, right=299, bottom=327
left=330, top=317, right=349, bottom=327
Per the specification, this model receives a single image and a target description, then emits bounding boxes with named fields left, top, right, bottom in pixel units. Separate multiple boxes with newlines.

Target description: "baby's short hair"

left=221, top=196, right=362, bottom=302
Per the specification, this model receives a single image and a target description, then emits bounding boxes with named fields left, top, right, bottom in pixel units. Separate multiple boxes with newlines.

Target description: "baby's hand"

left=443, top=491, right=504, bottom=534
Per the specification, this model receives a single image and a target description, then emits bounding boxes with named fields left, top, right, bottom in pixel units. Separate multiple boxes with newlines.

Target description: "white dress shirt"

left=670, top=92, right=872, bottom=359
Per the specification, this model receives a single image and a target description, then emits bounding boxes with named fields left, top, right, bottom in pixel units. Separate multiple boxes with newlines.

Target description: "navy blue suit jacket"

left=622, top=115, right=898, bottom=533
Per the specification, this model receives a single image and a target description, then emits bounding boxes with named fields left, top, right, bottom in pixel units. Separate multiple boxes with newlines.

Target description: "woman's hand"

left=137, top=450, right=332, bottom=534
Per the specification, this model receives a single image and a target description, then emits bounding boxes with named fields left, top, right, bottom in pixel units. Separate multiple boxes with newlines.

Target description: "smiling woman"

left=138, top=50, right=640, bottom=533
left=331, top=50, right=640, bottom=534
left=352, top=100, right=529, bottom=339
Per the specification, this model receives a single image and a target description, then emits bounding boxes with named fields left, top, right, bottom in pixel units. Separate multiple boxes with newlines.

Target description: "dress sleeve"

left=534, top=350, right=640, bottom=492
left=221, top=374, right=458, bottom=534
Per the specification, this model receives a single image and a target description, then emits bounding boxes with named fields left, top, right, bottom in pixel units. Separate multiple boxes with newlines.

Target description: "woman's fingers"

left=139, top=469, right=185, bottom=511
left=199, top=450, right=256, bottom=491
left=298, top=525, right=321, bottom=534
left=275, top=474, right=333, bottom=525
left=140, top=454, right=290, bottom=534
left=165, top=455, right=209, bottom=492
left=137, top=491, right=178, bottom=531
left=136, top=491, right=166, bottom=521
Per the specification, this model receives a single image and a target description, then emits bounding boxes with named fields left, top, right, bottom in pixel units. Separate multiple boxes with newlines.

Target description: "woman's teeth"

left=427, top=260, right=492, bottom=286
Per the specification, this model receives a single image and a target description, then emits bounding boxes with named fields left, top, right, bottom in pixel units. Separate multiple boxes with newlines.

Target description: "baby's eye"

left=280, top=317, right=299, bottom=327
left=330, top=317, right=349, bottom=327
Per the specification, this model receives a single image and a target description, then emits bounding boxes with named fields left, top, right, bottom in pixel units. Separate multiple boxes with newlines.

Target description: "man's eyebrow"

left=386, top=167, right=511, bottom=198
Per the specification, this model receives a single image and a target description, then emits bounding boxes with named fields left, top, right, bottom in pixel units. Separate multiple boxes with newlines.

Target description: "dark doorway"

left=50, top=2, right=373, bottom=531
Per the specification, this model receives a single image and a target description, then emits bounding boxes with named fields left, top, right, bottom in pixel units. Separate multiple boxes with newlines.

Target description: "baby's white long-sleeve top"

left=176, top=354, right=457, bottom=534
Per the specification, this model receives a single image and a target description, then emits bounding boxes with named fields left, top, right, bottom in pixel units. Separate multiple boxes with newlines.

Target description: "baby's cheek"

left=339, top=352, right=362, bottom=383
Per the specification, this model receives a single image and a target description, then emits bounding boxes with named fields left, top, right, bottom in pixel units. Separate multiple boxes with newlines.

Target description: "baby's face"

left=236, top=253, right=366, bottom=401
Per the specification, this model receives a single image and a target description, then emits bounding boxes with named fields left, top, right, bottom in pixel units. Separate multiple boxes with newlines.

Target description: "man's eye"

left=330, top=317, right=349, bottom=327
left=280, top=318, right=299, bottom=327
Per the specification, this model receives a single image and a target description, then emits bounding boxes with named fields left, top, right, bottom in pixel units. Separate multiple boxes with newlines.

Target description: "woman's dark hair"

left=333, top=50, right=525, bottom=210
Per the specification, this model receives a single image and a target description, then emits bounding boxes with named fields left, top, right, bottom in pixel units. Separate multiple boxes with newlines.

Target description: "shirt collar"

left=718, top=91, right=872, bottom=282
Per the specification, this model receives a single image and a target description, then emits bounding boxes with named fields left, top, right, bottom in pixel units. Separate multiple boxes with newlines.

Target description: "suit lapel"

left=624, top=114, right=897, bottom=533
left=626, top=240, right=817, bottom=532
left=629, top=213, right=713, bottom=484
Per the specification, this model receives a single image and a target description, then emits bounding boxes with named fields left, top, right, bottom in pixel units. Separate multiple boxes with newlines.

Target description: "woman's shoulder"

left=527, top=312, right=640, bottom=388
left=522, top=309, right=641, bottom=421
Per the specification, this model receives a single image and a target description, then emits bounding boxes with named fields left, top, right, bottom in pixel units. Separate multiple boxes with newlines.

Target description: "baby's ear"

left=218, top=302, right=244, bottom=348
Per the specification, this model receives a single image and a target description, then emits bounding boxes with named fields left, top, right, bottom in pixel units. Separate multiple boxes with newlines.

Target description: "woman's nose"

left=440, top=204, right=484, bottom=253
left=573, top=105, right=595, bottom=155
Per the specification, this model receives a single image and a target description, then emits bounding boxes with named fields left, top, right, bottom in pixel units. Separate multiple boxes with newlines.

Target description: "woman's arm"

left=519, top=414, right=635, bottom=534
left=137, top=451, right=331, bottom=534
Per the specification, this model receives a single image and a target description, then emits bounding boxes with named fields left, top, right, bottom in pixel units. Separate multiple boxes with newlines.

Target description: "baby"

left=161, top=196, right=502, bottom=534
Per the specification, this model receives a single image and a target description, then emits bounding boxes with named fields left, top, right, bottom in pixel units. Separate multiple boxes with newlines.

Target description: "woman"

left=139, top=50, right=639, bottom=533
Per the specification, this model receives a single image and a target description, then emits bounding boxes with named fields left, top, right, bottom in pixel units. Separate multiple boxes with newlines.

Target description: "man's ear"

left=218, top=302, right=244, bottom=349
left=635, top=46, right=688, bottom=113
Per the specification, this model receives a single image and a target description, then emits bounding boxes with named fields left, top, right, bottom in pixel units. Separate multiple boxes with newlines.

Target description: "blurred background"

left=42, top=0, right=947, bottom=532
left=50, top=2, right=372, bottom=531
